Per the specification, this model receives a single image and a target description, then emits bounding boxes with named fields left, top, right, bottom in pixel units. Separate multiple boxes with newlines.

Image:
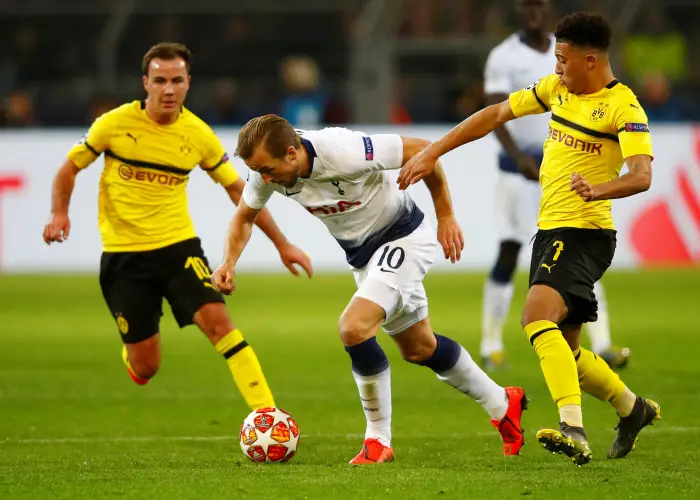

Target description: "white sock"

left=481, top=279, right=515, bottom=358
left=437, top=346, right=508, bottom=421
left=559, top=404, right=583, bottom=428
left=352, top=366, right=392, bottom=447
left=587, top=281, right=612, bottom=354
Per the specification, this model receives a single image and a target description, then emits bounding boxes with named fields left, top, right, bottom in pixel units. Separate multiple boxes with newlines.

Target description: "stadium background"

left=1, top=1, right=699, bottom=499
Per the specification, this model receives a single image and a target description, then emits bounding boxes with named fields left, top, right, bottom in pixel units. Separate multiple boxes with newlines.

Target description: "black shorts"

left=529, top=228, right=616, bottom=325
left=99, top=237, right=224, bottom=344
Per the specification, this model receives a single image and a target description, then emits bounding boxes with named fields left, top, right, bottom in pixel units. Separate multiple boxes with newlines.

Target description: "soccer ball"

left=239, top=407, right=299, bottom=462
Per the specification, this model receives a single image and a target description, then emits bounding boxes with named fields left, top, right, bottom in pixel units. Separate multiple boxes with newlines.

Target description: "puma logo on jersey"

left=541, top=263, right=556, bottom=273
left=126, top=132, right=138, bottom=143
left=557, top=94, right=563, bottom=106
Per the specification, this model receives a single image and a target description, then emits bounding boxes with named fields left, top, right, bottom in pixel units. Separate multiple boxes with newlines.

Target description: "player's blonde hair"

left=236, top=114, right=302, bottom=160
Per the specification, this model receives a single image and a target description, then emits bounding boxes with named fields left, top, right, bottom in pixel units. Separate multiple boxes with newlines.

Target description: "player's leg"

left=122, top=335, right=161, bottom=384
left=561, top=323, right=661, bottom=459
left=482, top=241, right=520, bottom=369
left=341, top=219, right=438, bottom=464
left=586, top=281, right=630, bottom=369
left=389, top=313, right=527, bottom=456
left=522, top=230, right=591, bottom=465
left=481, top=171, right=523, bottom=369
left=338, top=293, right=393, bottom=464
left=165, top=238, right=275, bottom=410
left=99, top=252, right=163, bottom=385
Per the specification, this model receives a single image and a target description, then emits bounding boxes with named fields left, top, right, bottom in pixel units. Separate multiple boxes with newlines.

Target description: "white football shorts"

left=493, top=170, right=541, bottom=245
left=351, top=219, right=436, bottom=335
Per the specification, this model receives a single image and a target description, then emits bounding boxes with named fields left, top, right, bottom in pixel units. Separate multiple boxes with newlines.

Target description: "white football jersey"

left=484, top=33, right=556, bottom=150
left=242, top=127, right=424, bottom=268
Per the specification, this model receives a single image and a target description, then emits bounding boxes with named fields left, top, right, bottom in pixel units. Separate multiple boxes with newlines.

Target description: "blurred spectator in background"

left=1, top=1, right=700, bottom=127
left=3, top=90, right=37, bottom=127
left=623, top=5, right=688, bottom=87
left=204, top=78, right=269, bottom=125
left=399, top=0, right=438, bottom=38
left=279, top=55, right=328, bottom=128
left=638, top=73, right=694, bottom=123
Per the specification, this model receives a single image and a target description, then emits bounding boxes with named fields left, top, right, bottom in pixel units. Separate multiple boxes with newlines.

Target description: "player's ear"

left=287, top=145, right=297, bottom=160
left=585, top=53, right=597, bottom=70
left=142, top=75, right=149, bottom=92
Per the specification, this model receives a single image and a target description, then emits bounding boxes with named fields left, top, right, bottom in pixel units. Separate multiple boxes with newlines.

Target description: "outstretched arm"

left=210, top=199, right=260, bottom=294
left=225, top=178, right=289, bottom=248
left=401, top=137, right=464, bottom=263
left=397, top=100, right=516, bottom=189
left=486, top=94, right=540, bottom=180
left=224, top=178, right=312, bottom=277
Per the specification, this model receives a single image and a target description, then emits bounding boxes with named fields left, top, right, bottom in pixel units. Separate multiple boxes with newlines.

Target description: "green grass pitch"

left=1, top=270, right=698, bottom=499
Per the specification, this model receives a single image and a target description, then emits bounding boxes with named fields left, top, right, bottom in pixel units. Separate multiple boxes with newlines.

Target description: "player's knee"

left=194, top=303, right=235, bottom=343
left=521, top=285, right=567, bottom=328
left=338, top=315, right=373, bottom=347
left=131, top=358, right=160, bottom=379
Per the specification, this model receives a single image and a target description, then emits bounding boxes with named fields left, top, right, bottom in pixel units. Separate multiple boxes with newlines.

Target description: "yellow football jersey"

left=509, top=74, right=654, bottom=230
left=67, top=101, right=239, bottom=252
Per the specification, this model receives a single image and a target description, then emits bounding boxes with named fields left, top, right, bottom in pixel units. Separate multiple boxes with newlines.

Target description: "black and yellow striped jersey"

left=68, top=101, right=239, bottom=251
left=509, top=74, right=653, bottom=230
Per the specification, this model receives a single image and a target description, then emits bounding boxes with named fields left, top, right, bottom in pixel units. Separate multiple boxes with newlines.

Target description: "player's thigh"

left=161, top=238, right=226, bottom=329
left=527, top=228, right=615, bottom=326
left=494, top=171, right=523, bottom=243
left=353, top=221, right=435, bottom=337
left=99, top=252, right=163, bottom=344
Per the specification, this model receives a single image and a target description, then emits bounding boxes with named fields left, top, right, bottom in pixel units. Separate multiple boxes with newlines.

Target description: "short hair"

left=236, top=114, right=301, bottom=160
left=554, top=12, right=612, bottom=51
left=141, top=42, right=192, bottom=76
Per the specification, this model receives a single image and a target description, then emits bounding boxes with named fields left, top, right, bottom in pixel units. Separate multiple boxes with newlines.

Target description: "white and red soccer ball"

left=239, top=407, right=299, bottom=462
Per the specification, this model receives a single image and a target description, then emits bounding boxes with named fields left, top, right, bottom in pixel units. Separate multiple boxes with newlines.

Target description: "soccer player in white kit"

left=480, top=0, right=628, bottom=371
left=211, top=115, right=528, bottom=464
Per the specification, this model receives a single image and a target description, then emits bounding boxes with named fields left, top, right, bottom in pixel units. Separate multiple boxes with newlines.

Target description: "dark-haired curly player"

left=397, top=12, right=661, bottom=465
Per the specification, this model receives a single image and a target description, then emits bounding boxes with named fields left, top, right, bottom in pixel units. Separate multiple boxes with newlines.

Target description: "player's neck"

left=520, top=30, right=550, bottom=52
left=298, top=145, right=311, bottom=178
left=144, top=99, right=180, bottom=125
left=583, top=67, right=616, bottom=94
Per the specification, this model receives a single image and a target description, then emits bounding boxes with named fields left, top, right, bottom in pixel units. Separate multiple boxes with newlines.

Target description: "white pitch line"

left=2, top=427, right=696, bottom=445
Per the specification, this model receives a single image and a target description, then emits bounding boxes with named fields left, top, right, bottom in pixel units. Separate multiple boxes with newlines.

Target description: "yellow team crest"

left=590, top=107, right=606, bottom=122
left=117, top=315, right=129, bottom=335
left=180, top=136, right=192, bottom=156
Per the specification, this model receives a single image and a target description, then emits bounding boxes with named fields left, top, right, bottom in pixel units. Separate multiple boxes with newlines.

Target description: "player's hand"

left=277, top=242, right=313, bottom=278
left=211, top=261, right=236, bottom=295
left=397, top=150, right=437, bottom=190
left=515, top=153, right=540, bottom=181
left=43, top=212, right=71, bottom=245
left=570, top=172, right=597, bottom=202
left=437, top=215, right=464, bottom=264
